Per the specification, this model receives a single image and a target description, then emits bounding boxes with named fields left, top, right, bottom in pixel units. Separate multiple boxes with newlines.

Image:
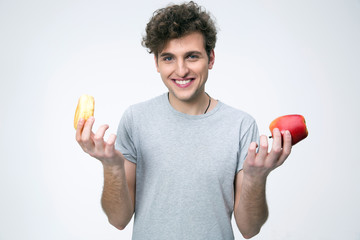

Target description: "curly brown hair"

left=142, top=1, right=217, bottom=59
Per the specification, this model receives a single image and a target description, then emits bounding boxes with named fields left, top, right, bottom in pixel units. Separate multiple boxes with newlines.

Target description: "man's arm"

left=234, top=128, right=292, bottom=239
left=102, top=159, right=136, bottom=230
left=234, top=170, right=268, bottom=239
left=76, top=117, right=136, bottom=230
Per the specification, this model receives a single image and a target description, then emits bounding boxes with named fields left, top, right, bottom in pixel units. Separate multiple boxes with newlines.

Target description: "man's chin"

left=169, top=90, right=204, bottom=103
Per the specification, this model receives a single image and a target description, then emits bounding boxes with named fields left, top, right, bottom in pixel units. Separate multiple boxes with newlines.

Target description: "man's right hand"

left=75, top=116, right=124, bottom=167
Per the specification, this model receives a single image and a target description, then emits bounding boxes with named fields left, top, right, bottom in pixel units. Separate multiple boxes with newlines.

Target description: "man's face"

left=155, top=32, right=215, bottom=103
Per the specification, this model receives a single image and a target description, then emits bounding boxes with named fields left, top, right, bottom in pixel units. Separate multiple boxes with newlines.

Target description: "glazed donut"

left=74, top=94, right=95, bottom=129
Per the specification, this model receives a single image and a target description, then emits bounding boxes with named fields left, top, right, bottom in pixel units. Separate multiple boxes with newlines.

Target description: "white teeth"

left=175, top=80, right=191, bottom=85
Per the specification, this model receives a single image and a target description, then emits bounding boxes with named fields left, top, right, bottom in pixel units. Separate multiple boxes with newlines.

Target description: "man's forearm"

left=101, top=165, right=134, bottom=230
left=234, top=176, right=269, bottom=239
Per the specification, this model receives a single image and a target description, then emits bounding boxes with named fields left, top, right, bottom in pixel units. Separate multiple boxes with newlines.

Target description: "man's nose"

left=175, top=60, right=189, bottom=77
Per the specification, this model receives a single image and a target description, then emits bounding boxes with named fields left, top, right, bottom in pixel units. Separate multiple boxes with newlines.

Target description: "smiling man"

left=156, top=31, right=214, bottom=115
left=76, top=1, right=292, bottom=239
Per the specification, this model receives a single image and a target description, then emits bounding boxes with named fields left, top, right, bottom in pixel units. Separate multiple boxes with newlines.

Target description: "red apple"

left=269, top=114, right=308, bottom=145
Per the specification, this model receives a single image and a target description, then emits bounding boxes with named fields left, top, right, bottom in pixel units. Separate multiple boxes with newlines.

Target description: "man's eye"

left=187, top=55, right=199, bottom=59
left=163, top=56, right=173, bottom=61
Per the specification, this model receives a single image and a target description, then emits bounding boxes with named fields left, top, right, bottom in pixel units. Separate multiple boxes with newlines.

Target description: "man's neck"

left=168, top=92, right=216, bottom=115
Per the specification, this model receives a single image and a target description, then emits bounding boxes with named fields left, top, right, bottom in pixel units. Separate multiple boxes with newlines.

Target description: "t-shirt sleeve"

left=236, top=120, right=260, bottom=173
left=115, top=107, right=137, bottom=164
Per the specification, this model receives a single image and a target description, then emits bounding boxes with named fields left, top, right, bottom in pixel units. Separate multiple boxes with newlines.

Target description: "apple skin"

left=269, top=114, right=308, bottom=146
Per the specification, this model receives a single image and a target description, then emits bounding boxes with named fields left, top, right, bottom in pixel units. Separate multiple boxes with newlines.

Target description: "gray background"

left=1, top=0, right=359, bottom=239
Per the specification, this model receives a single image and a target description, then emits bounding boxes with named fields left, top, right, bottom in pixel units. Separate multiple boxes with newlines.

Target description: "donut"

left=74, top=94, right=95, bottom=129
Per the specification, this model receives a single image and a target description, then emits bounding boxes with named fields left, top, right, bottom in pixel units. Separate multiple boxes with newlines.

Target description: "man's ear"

left=154, top=54, right=160, bottom=73
left=208, top=49, right=215, bottom=70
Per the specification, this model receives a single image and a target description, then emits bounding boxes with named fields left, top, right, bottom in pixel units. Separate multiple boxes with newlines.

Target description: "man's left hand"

left=243, top=128, right=292, bottom=182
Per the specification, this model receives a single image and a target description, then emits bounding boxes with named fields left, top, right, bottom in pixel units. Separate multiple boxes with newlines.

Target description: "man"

left=76, top=2, right=292, bottom=239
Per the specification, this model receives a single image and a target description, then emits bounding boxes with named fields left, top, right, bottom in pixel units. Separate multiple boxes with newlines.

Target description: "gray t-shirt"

left=116, top=93, right=259, bottom=240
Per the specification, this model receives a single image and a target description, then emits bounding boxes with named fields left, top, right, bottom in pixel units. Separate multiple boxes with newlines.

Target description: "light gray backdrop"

left=1, top=0, right=359, bottom=239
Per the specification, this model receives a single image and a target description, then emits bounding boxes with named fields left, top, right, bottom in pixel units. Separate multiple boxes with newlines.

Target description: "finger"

left=267, top=128, right=283, bottom=167
left=81, top=116, right=95, bottom=150
left=255, top=135, right=269, bottom=164
left=277, top=130, right=292, bottom=166
left=245, top=142, right=258, bottom=165
left=107, top=133, right=117, bottom=146
left=93, top=124, right=110, bottom=153
left=271, top=128, right=282, bottom=152
left=75, top=118, right=85, bottom=143
left=104, top=133, right=117, bottom=157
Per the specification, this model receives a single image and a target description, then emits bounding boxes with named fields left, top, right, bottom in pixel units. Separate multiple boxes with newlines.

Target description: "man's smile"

left=172, top=78, right=195, bottom=88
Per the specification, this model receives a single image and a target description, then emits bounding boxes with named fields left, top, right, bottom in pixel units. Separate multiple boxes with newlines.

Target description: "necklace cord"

left=204, top=93, right=211, bottom=114
left=167, top=92, right=211, bottom=114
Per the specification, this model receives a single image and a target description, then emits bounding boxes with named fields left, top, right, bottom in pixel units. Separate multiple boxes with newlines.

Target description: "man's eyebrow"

left=186, top=51, right=202, bottom=55
left=159, top=52, right=174, bottom=57
left=159, top=51, right=203, bottom=57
